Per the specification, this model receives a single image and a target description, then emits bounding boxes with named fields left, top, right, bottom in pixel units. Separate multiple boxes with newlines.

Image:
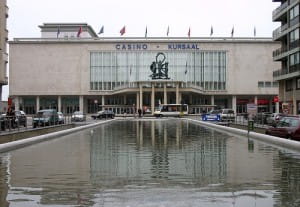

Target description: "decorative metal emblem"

left=150, top=52, right=170, bottom=79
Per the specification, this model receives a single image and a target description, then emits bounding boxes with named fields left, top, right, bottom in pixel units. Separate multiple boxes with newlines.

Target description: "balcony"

left=272, top=1, right=288, bottom=21
left=273, top=46, right=288, bottom=59
left=273, top=23, right=288, bottom=40
left=273, top=64, right=300, bottom=80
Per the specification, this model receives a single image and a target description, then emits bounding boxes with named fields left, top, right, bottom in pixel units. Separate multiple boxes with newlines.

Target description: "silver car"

left=57, top=112, right=64, bottom=124
left=71, top=111, right=86, bottom=122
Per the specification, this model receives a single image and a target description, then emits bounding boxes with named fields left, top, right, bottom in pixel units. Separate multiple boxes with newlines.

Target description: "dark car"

left=91, top=110, right=115, bottom=119
left=32, top=109, right=59, bottom=128
left=265, top=116, right=300, bottom=141
left=0, top=110, right=27, bottom=130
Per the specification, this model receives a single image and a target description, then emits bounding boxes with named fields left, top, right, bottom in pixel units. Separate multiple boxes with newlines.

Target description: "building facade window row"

left=258, top=81, right=279, bottom=88
left=90, top=51, right=227, bottom=91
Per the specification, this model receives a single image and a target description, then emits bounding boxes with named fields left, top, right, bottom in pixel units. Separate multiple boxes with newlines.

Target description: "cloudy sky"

left=3, top=0, right=280, bottom=100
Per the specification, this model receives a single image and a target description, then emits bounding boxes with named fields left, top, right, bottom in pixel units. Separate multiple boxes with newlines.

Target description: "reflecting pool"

left=1, top=119, right=300, bottom=207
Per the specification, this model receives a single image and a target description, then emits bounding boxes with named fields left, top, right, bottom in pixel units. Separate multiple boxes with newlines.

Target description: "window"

left=265, top=81, right=271, bottom=87
left=290, top=4, right=299, bottom=20
left=290, top=28, right=299, bottom=42
left=273, top=81, right=279, bottom=87
left=290, top=52, right=300, bottom=66
left=297, top=78, right=300, bottom=89
left=285, top=79, right=293, bottom=91
left=258, top=81, right=264, bottom=88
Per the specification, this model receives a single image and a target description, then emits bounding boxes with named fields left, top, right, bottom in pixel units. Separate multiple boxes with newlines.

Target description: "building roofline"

left=9, top=37, right=277, bottom=44
left=38, top=23, right=98, bottom=38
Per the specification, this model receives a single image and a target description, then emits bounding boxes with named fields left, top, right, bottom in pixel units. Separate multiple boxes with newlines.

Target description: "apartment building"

left=0, top=0, right=9, bottom=99
left=273, top=0, right=300, bottom=114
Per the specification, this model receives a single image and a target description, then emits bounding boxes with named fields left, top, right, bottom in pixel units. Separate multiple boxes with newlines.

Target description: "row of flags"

left=57, top=25, right=258, bottom=38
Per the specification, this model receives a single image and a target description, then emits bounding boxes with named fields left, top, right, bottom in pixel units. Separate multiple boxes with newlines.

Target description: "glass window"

left=297, top=78, right=300, bottom=89
left=258, top=81, right=264, bottom=88
left=273, top=81, right=279, bottom=87
left=265, top=81, right=271, bottom=87
left=90, top=51, right=227, bottom=91
left=285, top=79, right=293, bottom=91
left=290, top=4, right=299, bottom=20
left=290, top=28, right=299, bottom=42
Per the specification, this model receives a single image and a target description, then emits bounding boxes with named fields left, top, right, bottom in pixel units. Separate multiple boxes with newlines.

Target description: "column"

left=102, top=95, right=105, bottom=110
left=14, top=96, right=20, bottom=111
left=232, top=95, right=237, bottom=113
left=178, top=92, right=182, bottom=104
left=58, top=96, right=62, bottom=112
left=139, top=84, right=143, bottom=109
left=136, top=92, right=140, bottom=112
left=151, top=83, right=155, bottom=114
left=254, top=96, right=258, bottom=105
left=123, top=95, right=127, bottom=105
left=276, top=102, right=280, bottom=113
left=163, top=83, right=167, bottom=104
left=176, top=83, right=179, bottom=104
left=211, top=95, right=215, bottom=106
left=36, top=96, right=40, bottom=112
left=189, top=94, right=193, bottom=105
left=79, top=95, right=84, bottom=112
left=293, top=91, right=297, bottom=115
left=269, top=98, right=273, bottom=113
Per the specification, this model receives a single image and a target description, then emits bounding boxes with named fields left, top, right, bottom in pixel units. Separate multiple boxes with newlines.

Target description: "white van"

left=154, top=104, right=188, bottom=117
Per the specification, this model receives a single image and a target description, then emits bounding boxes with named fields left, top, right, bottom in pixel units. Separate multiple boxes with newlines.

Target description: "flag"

left=231, top=26, right=234, bottom=37
left=120, top=26, right=126, bottom=36
left=167, top=26, right=170, bottom=36
left=145, top=26, right=147, bottom=38
left=77, top=26, right=82, bottom=37
left=98, top=26, right=104, bottom=35
left=210, top=26, right=213, bottom=36
left=56, top=26, right=60, bottom=38
left=254, top=26, right=256, bottom=37
left=188, top=27, right=191, bottom=38
left=185, top=61, right=188, bottom=74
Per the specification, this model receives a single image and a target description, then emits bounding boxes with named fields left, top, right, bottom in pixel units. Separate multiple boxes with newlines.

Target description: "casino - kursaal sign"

left=150, top=52, right=170, bottom=80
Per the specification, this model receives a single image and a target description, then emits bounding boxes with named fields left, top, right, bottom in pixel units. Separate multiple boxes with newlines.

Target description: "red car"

left=265, top=116, right=300, bottom=141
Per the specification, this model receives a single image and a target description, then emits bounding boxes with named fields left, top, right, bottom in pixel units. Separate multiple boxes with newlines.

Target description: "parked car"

left=265, top=116, right=300, bottom=140
left=91, top=110, right=115, bottom=119
left=32, top=109, right=59, bottom=128
left=71, top=111, right=86, bottom=122
left=14, top=110, right=27, bottom=127
left=253, top=112, right=272, bottom=124
left=219, top=109, right=235, bottom=122
left=266, top=113, right=287, bottom=125
left=0, top=110, right=27, bottom=130
left=57, top=112, right=64, bottom=124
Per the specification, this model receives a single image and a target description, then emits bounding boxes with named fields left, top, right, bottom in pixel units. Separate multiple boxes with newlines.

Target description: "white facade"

left=9, top=25, right=280, bottom=115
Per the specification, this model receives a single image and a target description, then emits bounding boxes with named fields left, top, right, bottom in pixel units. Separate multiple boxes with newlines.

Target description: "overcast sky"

left=3, top=0, right=280, bottom=100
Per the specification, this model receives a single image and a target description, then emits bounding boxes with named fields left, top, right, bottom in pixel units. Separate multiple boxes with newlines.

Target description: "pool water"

left=0, top=119, right=300, bottom=207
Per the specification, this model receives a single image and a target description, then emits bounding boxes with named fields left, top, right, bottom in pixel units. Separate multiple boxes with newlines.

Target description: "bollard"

left=248, top=120, right=254, bottom=134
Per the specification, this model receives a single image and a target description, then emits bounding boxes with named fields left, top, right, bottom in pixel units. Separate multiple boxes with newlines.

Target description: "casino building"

left=9, top=23, right=280, bottom=115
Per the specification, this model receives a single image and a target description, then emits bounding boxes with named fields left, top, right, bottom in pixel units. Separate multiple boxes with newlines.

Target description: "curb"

left=0, top=119, right=114, bottom=154
left=186, top=118, right=300, bottom=152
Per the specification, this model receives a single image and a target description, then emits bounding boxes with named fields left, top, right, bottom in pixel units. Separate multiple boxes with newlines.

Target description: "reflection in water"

left=0, top=155, right=9, bottom=207
left=0, top=119, right=300, bottom=206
